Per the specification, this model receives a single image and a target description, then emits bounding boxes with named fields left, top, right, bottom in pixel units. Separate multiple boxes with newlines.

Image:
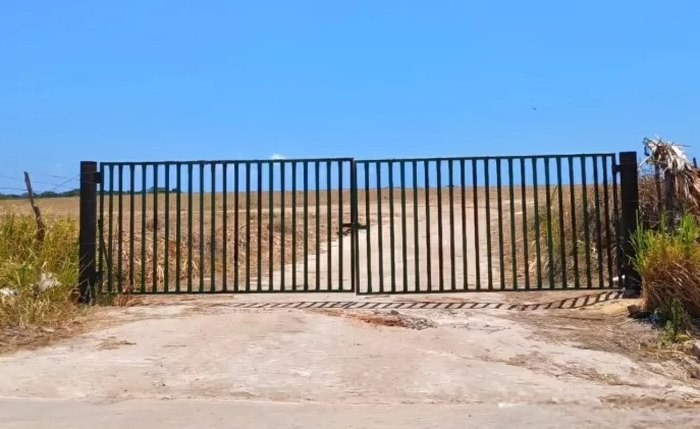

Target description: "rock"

left=627, top=304, right=651, bottom=319
left=627, top=304, right=652, bottom=320
left=36, top=272, right=61, bottom=292
left=684, top=340, right=700, bottom=360
left=0, top=287, right=18, bottom=297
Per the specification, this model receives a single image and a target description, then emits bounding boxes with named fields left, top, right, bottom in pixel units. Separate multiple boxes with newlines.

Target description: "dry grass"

left=497, top=184, right=617, bottom=288
left=0, top=213, right=83, bottom=352
left=102, top=211, right=339, bottom=292
left=0, top=187, right=542, bottom=218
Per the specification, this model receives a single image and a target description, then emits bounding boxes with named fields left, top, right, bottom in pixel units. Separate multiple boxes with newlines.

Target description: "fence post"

left=618, top=151, right=641, bottom=293
left=78, top=161, right=98, bottom=303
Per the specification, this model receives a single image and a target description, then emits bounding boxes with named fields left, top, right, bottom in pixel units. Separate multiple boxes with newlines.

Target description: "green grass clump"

left=0, top=213, right=80, bottom=331
left=632, top=214, right=700, bottom=319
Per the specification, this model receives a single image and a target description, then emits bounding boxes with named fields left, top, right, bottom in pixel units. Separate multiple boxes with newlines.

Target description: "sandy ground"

left=2, top=190, right=698, bottom=428
left=1, top=292, right=699, bottom=428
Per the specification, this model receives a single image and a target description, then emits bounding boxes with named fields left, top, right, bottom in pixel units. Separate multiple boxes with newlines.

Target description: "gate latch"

left=340, top=222, right=367, bottom=236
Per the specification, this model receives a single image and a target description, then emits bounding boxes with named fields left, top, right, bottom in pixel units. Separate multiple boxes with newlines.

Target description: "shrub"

left=631, top=214, right=700, bottom=318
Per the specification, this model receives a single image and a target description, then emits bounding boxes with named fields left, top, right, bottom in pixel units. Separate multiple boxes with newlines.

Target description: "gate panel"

left=355, top=154, right=621, bottom=293
left=98, top=158, right=354, bottom=293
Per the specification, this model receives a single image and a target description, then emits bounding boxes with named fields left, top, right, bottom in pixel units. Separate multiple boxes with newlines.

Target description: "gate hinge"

left=93, top=172, right=102, bottom=184
left=612, top=163, right=620, bottom=174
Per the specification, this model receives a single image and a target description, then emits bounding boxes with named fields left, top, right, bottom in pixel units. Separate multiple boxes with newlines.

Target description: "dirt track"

left=1, top=292, right=699, bottom=428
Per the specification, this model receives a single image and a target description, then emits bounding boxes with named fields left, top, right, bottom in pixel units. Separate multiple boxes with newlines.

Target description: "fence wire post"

left=79, top=161, right=99, bottom=304
left=618, top=151, right=641, bottom=294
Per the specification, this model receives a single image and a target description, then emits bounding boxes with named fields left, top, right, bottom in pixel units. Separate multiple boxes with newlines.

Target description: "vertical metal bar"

left=592, top=156, right=604, bottom=288
left=436, top=160, right=444, bottom=292
left=245, top=163, right=252, bottom=291
left=78, top=161, right=98, bottom=303
left=257, top=162, right=263, bottom=292
left=326, top=161, right=332, bottom=291
left=153, top=164, right=159, bottom=293
left=448, top=160, right=456, bottom=291
left=198, top=164, right=204, bottom=292
left=496, top=159, right=505, bottom=289
left=460, top=159, right=468, bottom=290
left=176, top=164, right=181, bottom=292
left=315, top=161, right=321, bottom=291
left=210, top=163, right=216, bottom=292
left=376, top=162, right=384, bottom=292
left=484, top=159, right=493, bottom=290
left=365, top=163, right=372, bottom=293
left=556, top=157, right=567, bottom=288
left=269, top=161, right=274, bottom=290
left=142, top=165, right=148, bottom=293
left=117, top=165, right=123, bottom=292
left=222, top=163, right=228, bottom=292
left=412, top=160, right=419, bottom=292
left=619, top=151, right=640, bottom=291
left=612, top=156, right=622, bottom=285
left=303, top=161, right=309, bottom=291
left=187, top=164, right=193, bottom=293
left=129, top=165, right=135, bottom=290
left=164, top=163, right=170, bottom=292
left=544, top=158, right=555, bottom=288
left=602, top=157, right=613, bottom=288
left=107, top=165, right=114, bottom=293
left=472, top=159, right=481, bottom=290
left=581, top=157, right=593, bottom=288
left=292, top=162, right=297, bottom=290
left=388, top=161, right=396, bottom=292
left=280, top=162, right=286, bottom=291
left=568, top=157, right=580, bottom=289
left=348, top=160, right=357, bottom=293
left=138, top=163, right=148, bottom=293
left=424, top=161, right=432, bottom=290
left=520, top=158, right=530, bottom=290
left=98, top=163, right=104, bottom=296
left=400, top=161, right=408, bottom=292
left=233, top=163, right=240, bottom=292
left=532, top=158, right=542, bottom=289
left=339, top=161, right=344, bottom=291
left=508, top=159, right=517, bottom=289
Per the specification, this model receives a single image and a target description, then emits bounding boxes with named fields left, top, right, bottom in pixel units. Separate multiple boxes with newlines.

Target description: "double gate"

left=77, top=152, right=640, bottom=299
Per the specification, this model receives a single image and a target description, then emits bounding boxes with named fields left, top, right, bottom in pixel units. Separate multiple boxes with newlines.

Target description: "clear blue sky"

left=1, top=1, right=699, bottom=192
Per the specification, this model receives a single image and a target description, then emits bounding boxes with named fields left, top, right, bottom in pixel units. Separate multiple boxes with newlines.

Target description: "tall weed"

left=0, top=213, right=80, bottom=330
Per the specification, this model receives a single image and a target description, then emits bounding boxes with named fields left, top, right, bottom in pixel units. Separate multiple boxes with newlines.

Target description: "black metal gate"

left=355, top=154, right=622, bottom=294
left=77, top=151, right=640, bottom=299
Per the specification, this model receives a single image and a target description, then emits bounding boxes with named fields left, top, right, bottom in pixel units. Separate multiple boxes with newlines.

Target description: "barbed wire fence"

left=0, top=171, right=81, bottom=197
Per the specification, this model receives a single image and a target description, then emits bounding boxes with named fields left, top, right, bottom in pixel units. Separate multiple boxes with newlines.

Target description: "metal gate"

left=93, top=158, right=356, bottom=294
left=355, top=154, right=622, bottom=294
left=77, top=152, right=640, bottom=299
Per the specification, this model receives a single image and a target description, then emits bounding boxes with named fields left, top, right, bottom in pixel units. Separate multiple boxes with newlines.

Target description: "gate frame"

left=78, top=151, right=640, bottom=300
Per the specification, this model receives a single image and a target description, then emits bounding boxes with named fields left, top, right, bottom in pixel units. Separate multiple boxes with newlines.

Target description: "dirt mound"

left=316, top=309, right=436, bottom=330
